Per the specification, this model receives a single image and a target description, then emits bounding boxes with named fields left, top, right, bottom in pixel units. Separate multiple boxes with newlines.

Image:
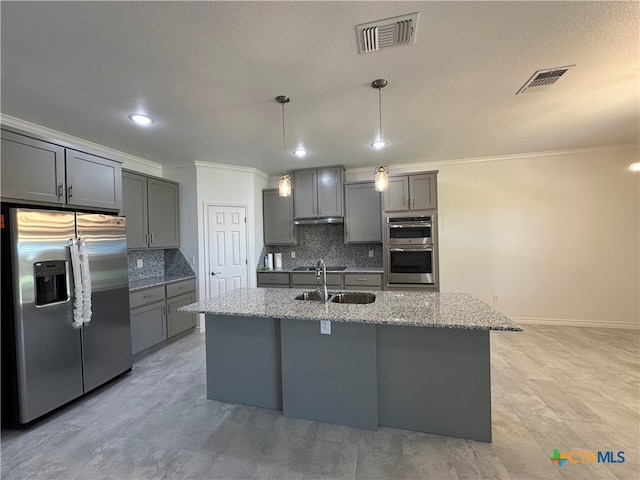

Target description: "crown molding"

left=346, top=143, right=639, bottom=176
left=0, top=114, right=163, bottom=175
left=191, top=160, right=270, bottom=179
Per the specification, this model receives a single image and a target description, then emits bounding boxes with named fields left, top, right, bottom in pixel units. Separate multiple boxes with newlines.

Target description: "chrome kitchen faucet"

left=315, top=258, right=329, bottom=303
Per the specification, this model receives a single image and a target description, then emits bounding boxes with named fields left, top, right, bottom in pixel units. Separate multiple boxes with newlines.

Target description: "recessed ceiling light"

left=630, top=162, right=640, bottom=172
left=128, top=113, right=154, bottom=125
left=293, top=149, right=308, bottom=157
left=371, top=140, right=387, bottom=149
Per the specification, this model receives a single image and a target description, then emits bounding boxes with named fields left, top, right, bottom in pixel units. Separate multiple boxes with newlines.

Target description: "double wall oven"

left=385, top=216, right=436, bottom=287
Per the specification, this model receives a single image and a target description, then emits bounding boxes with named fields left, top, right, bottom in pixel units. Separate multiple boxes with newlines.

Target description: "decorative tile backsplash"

left=261, top=224, right=383, bottom=269
left=128, top=249, right=194, bottom=280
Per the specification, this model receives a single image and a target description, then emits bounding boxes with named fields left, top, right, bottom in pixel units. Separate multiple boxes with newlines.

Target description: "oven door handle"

left=389, top=247, right=433, bottom=252
left=388, top=223, right=432, bottom=228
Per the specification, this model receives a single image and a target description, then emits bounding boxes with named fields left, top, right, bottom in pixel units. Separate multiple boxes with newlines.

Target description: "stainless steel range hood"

left=293, top=217, right=344, bottom=225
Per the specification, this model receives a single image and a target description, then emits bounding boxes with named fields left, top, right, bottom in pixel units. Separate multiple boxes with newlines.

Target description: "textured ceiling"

left=1, top=1, right=638, bottom=174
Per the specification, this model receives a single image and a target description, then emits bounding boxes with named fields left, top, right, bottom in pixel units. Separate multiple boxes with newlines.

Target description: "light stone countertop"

left=180, top=287, right=522, bottom=331
left=129, top=274, right=196, bottom=292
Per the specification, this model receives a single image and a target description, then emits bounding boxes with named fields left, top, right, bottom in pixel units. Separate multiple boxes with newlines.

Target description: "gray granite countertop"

left=129, top=274, right=196, bottom=292
left=258, top=266, right=384, bottom=274
left=180, top=287, right=522, bottom=331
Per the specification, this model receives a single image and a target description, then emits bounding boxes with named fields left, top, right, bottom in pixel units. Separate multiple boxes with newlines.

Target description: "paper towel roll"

left=267, top=253, right=274, bottom=270
left=274, top=253, right=283, bottom=268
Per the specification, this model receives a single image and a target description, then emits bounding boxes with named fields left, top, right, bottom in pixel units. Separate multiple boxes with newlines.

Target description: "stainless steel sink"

left=294, top=291, right=376, bottom=304
left=294, top=291, right=326, bottom=301
left=330, top=292, right=376, bottom=304
left=292, top=266, right=347, bottom=272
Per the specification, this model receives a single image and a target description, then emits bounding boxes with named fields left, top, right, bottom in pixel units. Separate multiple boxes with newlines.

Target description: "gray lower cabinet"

left=122, top=170, right=180, bottom=249
left=257, top=272, right=290, bottom=288
left=294, top=167, right=344, bottom=220
left=263, top=189, right=297, bottom=245
left=166, top=279, right=197, bottom=337
left=1, top=128, right=122, bottom=211
left=384, top=172, right=437, bottom=212
left=344, top=273, right=382, bottom=291
left=344, top=182, right=382, bottom=243
left=129, top=279, right=196, bottom=355
left=290, top=272, right=344, bottom=289
left=130, top=286, right=167, bottom=355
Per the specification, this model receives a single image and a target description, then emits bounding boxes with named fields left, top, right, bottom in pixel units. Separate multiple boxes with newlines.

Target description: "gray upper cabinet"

left=65, top=150, right=122, bottom=211
left=1, top=130, right=65, bottom=204
left=294, top=167, right=344, bottom=220
left=384, top=173, right=437, bottom=212
left=263, top=189, right=297, bottom=245
left=122, top=171, right=149, bottom=249
left=147, top=178, right=180, bottom=248
left=1, top=129, right=122, bottom=211
left=122, top=170, right=179, bottom=249
left=344, top=182, right=382, bottom=243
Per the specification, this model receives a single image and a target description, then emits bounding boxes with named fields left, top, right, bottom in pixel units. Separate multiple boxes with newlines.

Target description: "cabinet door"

left=410, top=173, right=437, bottom=210
left=293, top=170, right=317, bottom=219
left=122, top=171, right=149, bottom=249
left=147, top=178, right=180, bottom=248
left=65, top=150, right=122, bottom=211
left=383, top=176, right=410, bottom=212
left=130, top=301, right=166, bottom=355
left=167, top=292, right=196, bottom=338
left=317, top=167, right=343, bottom=217
left=344, top=183, right=382, bottom=243
left=263, top=189, right=297, bottom=245
left=1, top=130, right=65, bottom=204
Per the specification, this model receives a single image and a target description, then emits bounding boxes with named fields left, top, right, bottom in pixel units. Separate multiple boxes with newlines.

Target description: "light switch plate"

left=136, top=258, right=143, bottom=269
left=369, top=250, right=374, bottom=257
left=291, top=251, right=296, bottom=258
left=320, top=320, right=331, bottom=335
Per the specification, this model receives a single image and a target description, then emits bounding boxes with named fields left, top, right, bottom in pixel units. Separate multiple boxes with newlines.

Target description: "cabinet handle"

left=57, top=183, right=64, bottom=198
left=143, top=294, right=153, bottom=299
left=149, top=233, right=154, bottom=244
left=411, top=197, right=415, bottom=208
left=144, top=233, right=148, bottom=244
left=404, top=197, right=408, bottom=206
left=68, top=185, right=74, bottom=198
left=357, top=278, right=367, bottom=281
left=167, top=304, right=171, bottom=314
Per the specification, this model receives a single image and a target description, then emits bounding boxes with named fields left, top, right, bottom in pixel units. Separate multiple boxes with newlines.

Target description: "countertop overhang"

left=180, top=287, right=522, bottom=331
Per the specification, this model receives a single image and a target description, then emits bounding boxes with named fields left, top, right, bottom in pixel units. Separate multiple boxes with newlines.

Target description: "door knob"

left=211, top=272, right=222, bottom=276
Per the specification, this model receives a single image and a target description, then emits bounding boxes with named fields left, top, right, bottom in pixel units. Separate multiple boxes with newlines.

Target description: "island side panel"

left=280, top=319, right=378, bottom=430
left=205, top=315, right=282, bottom=410
left=376, top=325, right=492, bottom=442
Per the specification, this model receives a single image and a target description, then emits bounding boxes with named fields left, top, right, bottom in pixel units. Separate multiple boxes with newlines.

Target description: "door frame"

left=203, top=202, right=250, bottom=303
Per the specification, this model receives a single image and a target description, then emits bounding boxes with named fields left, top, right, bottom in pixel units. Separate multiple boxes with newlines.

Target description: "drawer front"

left=166, top=278, right=196, bottom=298
left=344, top=273, right=382, bottom=287
left=290, top=272, right=343, bottom=287
left=129, top=286, right=166, bottom=308
left=257, top=272, right=290, bottom=285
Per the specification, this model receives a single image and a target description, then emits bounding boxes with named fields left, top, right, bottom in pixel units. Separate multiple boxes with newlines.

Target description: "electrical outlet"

left=320, top=320, right=331, bottom=335
left=369, top=250, right=374, bottom=257
left=136, top=259, right=143, bottom=269
left=291, top=251, right=296, bottom=258
left=493, top=294, right=499, bottom=303
left=190, top=256, right=196, bottom=265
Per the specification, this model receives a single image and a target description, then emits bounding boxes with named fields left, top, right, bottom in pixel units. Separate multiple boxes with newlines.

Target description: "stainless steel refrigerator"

left=2, top=208, right=132, bottom=425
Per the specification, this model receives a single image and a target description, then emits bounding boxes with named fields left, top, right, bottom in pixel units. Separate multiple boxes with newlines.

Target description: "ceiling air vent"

left=356, top=12, right=419, bottom=54
left=516, top=65, right=575, bottom=95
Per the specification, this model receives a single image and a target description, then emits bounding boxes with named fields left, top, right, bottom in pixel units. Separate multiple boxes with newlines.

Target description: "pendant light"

left=371, top=78, right=388, bottom=149
left=276, top=95, right=292, bottom=197
left=374, top=166, right=389, bottom=192
left=371, top=79, right=389, bottom=191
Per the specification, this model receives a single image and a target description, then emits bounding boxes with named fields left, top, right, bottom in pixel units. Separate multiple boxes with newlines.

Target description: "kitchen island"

left=181, top=288, right=521, bottom=442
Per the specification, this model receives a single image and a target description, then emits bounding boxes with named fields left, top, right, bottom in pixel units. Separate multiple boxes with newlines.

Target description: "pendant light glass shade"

left=371, top=79, right=388, bottom=149
left=374, top=166, right=389, bottom=192
left=279, top=174, right=292, bottom=196
left=276, top=95, right=292, bottom=197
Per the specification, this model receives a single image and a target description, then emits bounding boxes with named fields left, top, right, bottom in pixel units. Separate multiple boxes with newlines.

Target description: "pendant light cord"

left=281, top=101, right=287, bottom=175
left=378, top=86, right=383, bottom=143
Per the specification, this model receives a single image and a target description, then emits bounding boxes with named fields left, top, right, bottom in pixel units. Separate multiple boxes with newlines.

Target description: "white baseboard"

left=512, top=317, right=640, bottom=330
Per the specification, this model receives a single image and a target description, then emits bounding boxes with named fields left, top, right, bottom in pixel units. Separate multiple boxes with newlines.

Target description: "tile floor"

left=1, top=325, right=638, bottom=480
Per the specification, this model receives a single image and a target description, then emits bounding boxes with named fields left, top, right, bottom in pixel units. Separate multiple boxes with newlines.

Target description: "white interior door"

left=206, top=205, right=248, bottom=297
